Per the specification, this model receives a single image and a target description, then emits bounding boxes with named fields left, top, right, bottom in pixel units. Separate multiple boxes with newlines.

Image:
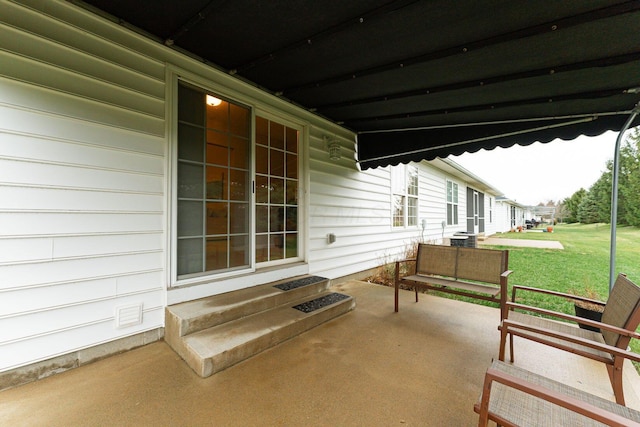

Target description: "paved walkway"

left=480, top=237, right=564, bottom=249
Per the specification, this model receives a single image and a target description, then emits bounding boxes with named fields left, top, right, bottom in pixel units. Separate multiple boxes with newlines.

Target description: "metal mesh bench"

left=394, top=244, right=512, bottom=318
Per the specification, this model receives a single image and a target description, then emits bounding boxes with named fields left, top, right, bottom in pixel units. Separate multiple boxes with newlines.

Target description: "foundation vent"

left=115, top=303, right=143, bottom=329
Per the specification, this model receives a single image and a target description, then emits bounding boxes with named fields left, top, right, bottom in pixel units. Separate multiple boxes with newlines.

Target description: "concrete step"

left=182, top=291, right=354, bottom=377
left=166, top=275, right=331, bottom=338
left=165, top=276, right=355, bottom=378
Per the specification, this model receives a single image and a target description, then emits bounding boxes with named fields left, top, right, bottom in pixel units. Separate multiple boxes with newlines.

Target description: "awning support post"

left=609, top=103, right=640, bottom=292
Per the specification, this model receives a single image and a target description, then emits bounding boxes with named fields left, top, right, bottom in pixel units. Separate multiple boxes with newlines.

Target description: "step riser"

left=165, top=276, right=354, bottom=379
left=164, top=312, right=194, bottom=369
left=170, top=279, right=331, bottom=338
left=198, top=297, right=355, bottom=377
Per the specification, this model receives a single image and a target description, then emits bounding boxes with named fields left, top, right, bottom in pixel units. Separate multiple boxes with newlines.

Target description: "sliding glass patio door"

left=175, top=82, right=301, bottom=282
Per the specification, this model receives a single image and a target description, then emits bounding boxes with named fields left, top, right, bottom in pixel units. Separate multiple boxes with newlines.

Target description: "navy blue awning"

left=79, top=0, right=640, bottom=168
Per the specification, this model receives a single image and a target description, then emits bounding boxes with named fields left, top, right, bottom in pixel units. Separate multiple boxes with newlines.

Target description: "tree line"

left=559, top=129, right=640, bottom=226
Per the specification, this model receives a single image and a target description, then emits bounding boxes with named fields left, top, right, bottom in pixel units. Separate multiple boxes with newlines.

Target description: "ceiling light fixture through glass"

left=206, top=95, right=222, bottom=106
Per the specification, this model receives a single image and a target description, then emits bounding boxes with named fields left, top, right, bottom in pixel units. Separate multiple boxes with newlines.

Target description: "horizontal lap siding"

left=309, top=132, right=425, bottom=278
left=308, top=134, right=473, bottom=278
left=419, top=168, right=448, bottom=242
left=0, top=2, right=165, bottom=371
left=0, top=271, right=163, bottom=317
left=0, top=307, right=164, bottom=371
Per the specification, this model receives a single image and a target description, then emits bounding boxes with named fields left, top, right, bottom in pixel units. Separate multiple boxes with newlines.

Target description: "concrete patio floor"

left=2, top=280, right=640, bottom=426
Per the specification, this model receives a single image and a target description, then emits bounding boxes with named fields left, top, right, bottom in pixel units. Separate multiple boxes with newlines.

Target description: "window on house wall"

left=176, top=82, right=251, bottom=278
left=391, top=164, right=418, bottom=227
left=446, top=180, right=458, bottom=225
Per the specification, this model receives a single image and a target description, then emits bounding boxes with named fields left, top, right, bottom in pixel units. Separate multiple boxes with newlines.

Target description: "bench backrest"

left=415, top=244, right=508, bottom=285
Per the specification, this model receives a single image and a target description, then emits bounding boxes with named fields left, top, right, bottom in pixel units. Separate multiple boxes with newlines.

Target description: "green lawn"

left=490, top=223, right=640, bottom=304
left=482, top=223, right=640, bottom=361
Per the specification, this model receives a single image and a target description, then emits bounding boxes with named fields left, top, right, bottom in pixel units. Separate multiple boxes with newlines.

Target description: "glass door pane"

left=177, top=82, right=250, bottom=278
left=255, top=116, right=299, bottom=264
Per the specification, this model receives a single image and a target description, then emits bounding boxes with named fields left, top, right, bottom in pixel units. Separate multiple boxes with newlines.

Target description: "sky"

left=451, top=131, right=618, bottom=206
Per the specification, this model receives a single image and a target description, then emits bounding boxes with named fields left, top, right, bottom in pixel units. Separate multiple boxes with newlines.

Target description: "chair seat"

left=481, top=361, right=640, bottom=426
left=403, top=274, right=500, bottom=296
left=508, top=311, right=613, bottom=362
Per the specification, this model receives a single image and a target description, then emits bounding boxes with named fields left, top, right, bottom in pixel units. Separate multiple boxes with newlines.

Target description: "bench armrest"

left=395, top=258, right=416, bottom=280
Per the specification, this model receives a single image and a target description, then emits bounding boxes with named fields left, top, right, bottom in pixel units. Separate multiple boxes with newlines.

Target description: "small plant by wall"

left=366, top=239, right=428, bottom=287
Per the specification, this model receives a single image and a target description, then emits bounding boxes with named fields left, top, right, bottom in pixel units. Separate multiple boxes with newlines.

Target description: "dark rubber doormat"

left=274, top=276, right=327, bottom=291
left=292, top=293, right=350, bottom=313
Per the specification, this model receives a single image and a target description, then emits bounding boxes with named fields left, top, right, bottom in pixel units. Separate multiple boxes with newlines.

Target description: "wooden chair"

left=499, top=273, right=640, bottom=405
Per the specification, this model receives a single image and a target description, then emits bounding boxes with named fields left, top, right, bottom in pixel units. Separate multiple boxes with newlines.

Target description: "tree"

left=558, top=128, right=639, bottom=226
left=577, top=190, right=600, bottom=224
left=618, top=131, right=640, bottom=226
left=563, top=188, right=587, bottom=223
left=587, top=171, right=611, bottom=223
left=555, top=200, right=569, bottom=223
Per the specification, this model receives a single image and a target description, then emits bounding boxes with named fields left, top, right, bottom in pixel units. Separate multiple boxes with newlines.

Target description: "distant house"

left=0, top=1, right=504, bottom=386
left=425, top=158, right=503, bottom=240
left=495, top=197, right=533, bottom=232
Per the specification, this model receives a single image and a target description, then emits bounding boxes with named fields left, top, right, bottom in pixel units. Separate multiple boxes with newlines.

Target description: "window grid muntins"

left=407, top=166, right=418, bottom=226
left=255, top=116, right=298, bottom=263
left=177, top=83, right=250, bottom=277
left=393, top=195, right=405, bottom=227
left=446, top=180, right=459, bottom=225
left=392, top=165, right=418, bottom=227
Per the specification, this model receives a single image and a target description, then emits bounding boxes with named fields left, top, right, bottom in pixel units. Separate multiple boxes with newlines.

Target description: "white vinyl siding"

left=307, top=155, right=459, bottom=278
left=489, top=197, right=493, bottom=223
left=308, top=133, right=398, bottom=278
left=0, top=1, right=165, bottom=372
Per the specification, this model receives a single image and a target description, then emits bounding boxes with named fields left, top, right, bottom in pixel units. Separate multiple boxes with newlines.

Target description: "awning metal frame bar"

left=609, top=102, right=640, bottom=291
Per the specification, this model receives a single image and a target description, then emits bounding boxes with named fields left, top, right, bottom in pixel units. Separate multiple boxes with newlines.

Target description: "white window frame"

left=167, top=69, right=307, bottom=288
left=391, top=164, right=419, bottom=228
left=253, top=109, right=305, bottom=268
left=446, top=179, right=459, bottom=226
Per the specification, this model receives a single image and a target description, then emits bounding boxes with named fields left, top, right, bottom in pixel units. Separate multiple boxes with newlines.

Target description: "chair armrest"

left=497, top=270, right=513, bottom=321
left=501, top=318, right=640, bottom=362
left=504, top=302, right=640, bottom=339
left=510, top=285, right=605, bottom=308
